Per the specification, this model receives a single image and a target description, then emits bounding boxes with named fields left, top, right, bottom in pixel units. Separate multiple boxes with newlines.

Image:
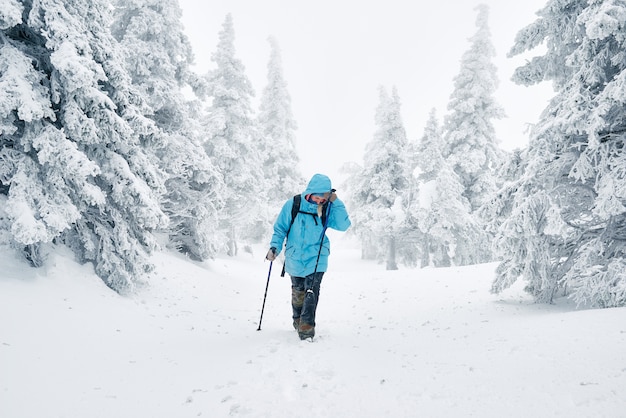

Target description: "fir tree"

left=203, top=14, right=266, bottom=254
left=350, top=86, right=409, bottom=269
left=0, top=0, right=167, bottom=291
left=258, top=36, right=304, bottom=205
left=112, top=0, right=224, bottom=261
left=479, top=148, right=526, bottom=240
left=442, top=3, right=504, bottom=264
left=395, top=123, right=422, bottom=268
left=493, top=0, right=626, bottom=307
left=416, top=109, right=445, bottom=183
left=414, top=110, right=474, bottom=267
left=444, top=4, right=504, bottom=210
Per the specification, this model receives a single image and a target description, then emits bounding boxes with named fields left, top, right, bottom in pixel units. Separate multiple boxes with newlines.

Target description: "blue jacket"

left=270, top=174, right=351, bottom=277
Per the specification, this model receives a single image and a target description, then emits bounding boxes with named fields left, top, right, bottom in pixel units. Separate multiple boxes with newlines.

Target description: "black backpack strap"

left=281, top=195, right=301, bottom=277
left=291, top=194, right=301, bottom=223
left=320, top=201, right=329, bottom=227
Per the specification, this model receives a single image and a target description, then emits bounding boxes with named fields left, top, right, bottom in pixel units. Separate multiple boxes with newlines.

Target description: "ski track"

left=1, top=246, right=625, bottom=417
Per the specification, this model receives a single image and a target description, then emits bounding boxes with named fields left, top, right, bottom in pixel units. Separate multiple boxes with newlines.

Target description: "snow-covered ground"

left=1, top=239, right=625, bottom=418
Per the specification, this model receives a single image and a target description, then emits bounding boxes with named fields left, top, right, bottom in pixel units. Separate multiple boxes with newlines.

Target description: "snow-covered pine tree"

left=111, top=0, right=224, bottom=261
left=0, top=0, right=167, bottom=291
left=414, top=109, right=474, bottom=267
left=350, top=86, right=409, bottom=270
left=493, top=0, right=626, bottom=307
left=479, top=148, right=526, bottom=241
left=258, top=36, right=304, bottom=206
left=391, top=109, right=438, bottom=268
left=442, top=3, right=504, bottom=264
left=203, top=14, right=266, bottom=255
left=395, top=133, right=422, bottom=268
left=415, top=109, right=445, bottom=184
left=338, top=160, right=370, bottom=254
left=444, top=4, right=504, bottom=210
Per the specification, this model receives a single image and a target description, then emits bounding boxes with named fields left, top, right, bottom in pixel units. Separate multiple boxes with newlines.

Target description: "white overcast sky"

left=178, top=0, right=552, bottom=185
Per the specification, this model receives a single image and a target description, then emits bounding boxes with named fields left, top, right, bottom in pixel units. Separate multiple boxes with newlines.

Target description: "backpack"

left=280, top=194, right=329, bottom=277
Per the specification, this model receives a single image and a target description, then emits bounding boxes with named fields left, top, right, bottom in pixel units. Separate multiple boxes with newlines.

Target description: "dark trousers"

left=291, top=272, right=324, bottom=327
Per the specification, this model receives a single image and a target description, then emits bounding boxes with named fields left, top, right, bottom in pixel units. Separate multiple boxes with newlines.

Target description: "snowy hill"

left=1, top=242, right=625, bottom=418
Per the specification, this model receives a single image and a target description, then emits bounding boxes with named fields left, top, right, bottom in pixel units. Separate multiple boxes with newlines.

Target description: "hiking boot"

left=298, top=323, right=315, bottom=340
left=292, top=318, right=300, bottom=331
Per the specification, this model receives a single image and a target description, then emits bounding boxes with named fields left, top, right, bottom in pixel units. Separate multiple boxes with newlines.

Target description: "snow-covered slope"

left=1, top=242, right=625, bottom=418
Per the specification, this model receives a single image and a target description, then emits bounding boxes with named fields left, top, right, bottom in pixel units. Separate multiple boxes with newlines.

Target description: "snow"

left=1, top=240, right=625, bottom=418
left=418, top=179, right=436, bottom=210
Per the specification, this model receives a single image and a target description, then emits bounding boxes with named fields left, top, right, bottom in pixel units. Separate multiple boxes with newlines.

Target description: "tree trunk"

left=227, top=224, right=238, bottom=256
left=434, top=242, right=451, bottom=267
left=420, top=236, right=430, bottom=268
left=386, top=235, right=398, bottom=270
left=361, top=235, right=377, bottom=260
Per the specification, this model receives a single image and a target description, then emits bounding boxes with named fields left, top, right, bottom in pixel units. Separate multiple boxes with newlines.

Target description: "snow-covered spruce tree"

left=392, top=109, right=433, bottom=268
left=442, top=3, right=505, bottom=264
left=493, top=0, right=626, bottom=307
left=350, top=86, right=409, bottom=270
left=203, top=14, right=266, bottom=255
left=0, top=0, right=167, bottom=291
left=112, top=0, right=224, bottom=261
left=414, top=110, right=444, bottom=183
left=414, top=109, right=474, bottom=267
left=338, top=160, right=368, bottom=249
left=444, top=4, right=505, bottom=210
left=258, top=36, right=304, bottom=205
left=394, top=136, right=422, bottom=268
left=479, top=147, right=526, bottom=241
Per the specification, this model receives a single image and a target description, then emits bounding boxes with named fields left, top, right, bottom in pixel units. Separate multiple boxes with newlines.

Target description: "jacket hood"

left=303, top=174, right=332, bottom=195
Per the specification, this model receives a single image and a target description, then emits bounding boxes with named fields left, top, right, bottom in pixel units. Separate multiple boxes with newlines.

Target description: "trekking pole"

left=257, top=261, right=273, bottom=331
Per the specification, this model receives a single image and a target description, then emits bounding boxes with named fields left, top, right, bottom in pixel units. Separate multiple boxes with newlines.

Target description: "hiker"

left=266, top=173, right=351, bottom=340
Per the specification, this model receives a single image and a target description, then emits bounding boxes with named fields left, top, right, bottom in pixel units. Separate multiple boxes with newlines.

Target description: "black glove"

left=266, top=247, right=277, bottom=261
